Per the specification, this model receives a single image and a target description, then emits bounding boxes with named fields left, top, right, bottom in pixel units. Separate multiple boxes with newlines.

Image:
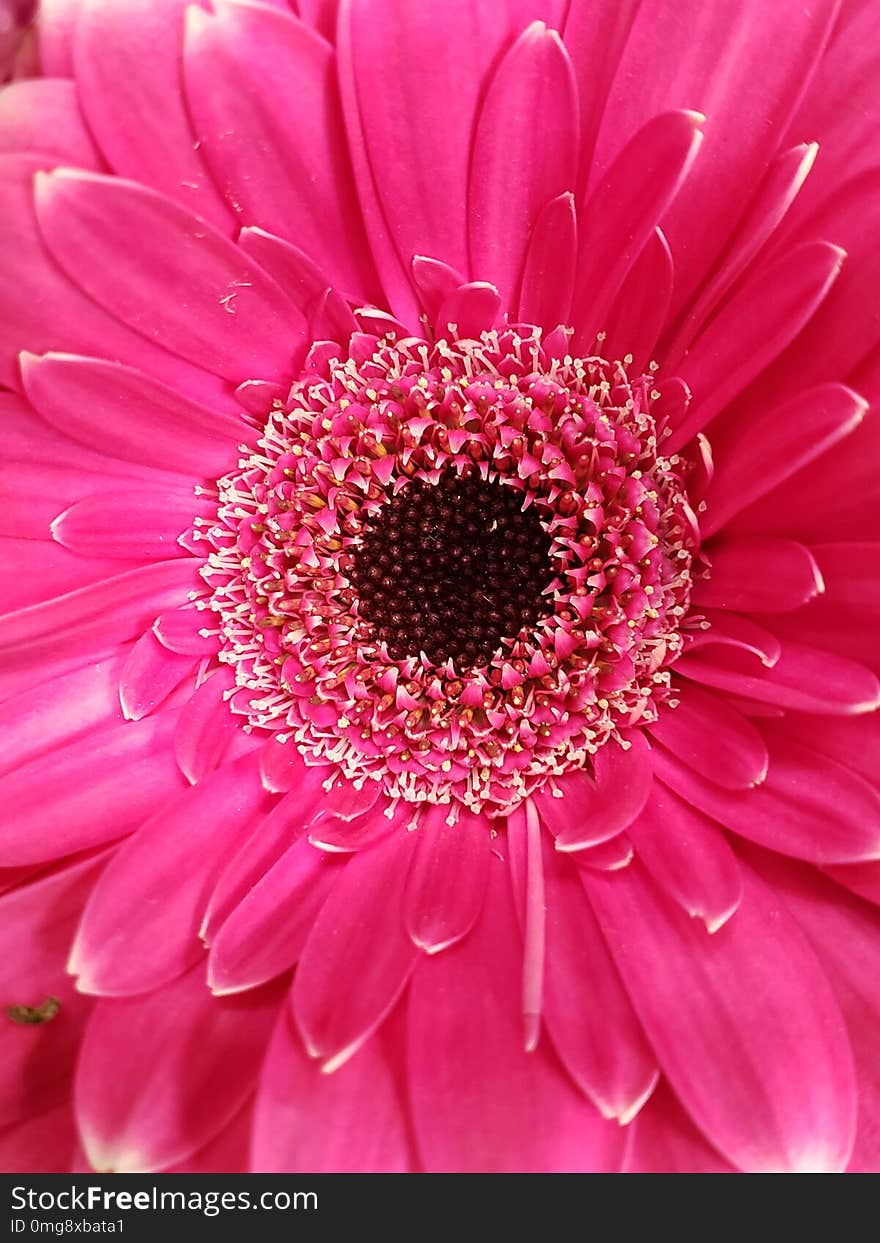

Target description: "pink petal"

left=407, top=855, right=625, bottom=1172
left=665, top=241, right=846, bottom=453
left=238, top=225, right=334, bottom=313
left=0, top=655, right=124, bottom=777
left=173, top=667, right=240, bottom=785
left=342, top=0, right=556, bottom=321
left=623, top=1080, right=735, bottom=1173
left=682, top=610, right=781, bottom=669
left=571, top=110, right=703, bottom=349
left=575, top=833, right=634, bottom=871
left=561, top=0, right=640, bottom=191
left=411, top=255, right=465, bottom=325
left=664, top=142, right=818, bottom=360
left=583, top=861, right=856, bottom=1172
left=22, top=352, right=246, bottom=476
left=118, top=630, right=198, bottom=722
left=593, top=0, right=839, bottom=320
left=69, top=754, right=269, bottom=996
left=0, top=537, right=141, bottom=611
left=692, top=536, right=824, bottom=613
left=535, top=731, right=654, bottom=851
left=823, top=862, right=880, bottom=908
left=37, top=0, right=79, bottom=76
left=745, top=851, right=880, bottom=1174
left=252, top=1008, right=412, bottom=1173
left=0, top=1103, right=83, bottom=1174
left=601, top=227, right=674, bottom=373
left=469, top=22, right=578, bottom=309
left=675, top=638, right=880, bottom=716
left=154, top=606, right=219, bottom=658
left=183, top=2, right=375, bottom=301
left=0, top=154, right=233, bottom=399
left=52, top=484, right=209, bottom=560
left=404, top=805, right=490, bottom=955
left=200, top=774, right=328, bottom=943
left=0, top=713, right=187, bottom=867
left=168, top=1102, right=251, bottom=1174
left=0, top=855, right=103, bottom=1127
left=774, top=709, right=880, bottom=787
left=0, top=560, right=198, bottom=654
left=34, top=169, right=306, bottom=383
left=0, top=78, right=100, bottom=167
left=517, top=192, right=577, bottom=330
left=627, top=785, right=743, bottom=933
left=702, top=383, right=868, bottom=537
left=541, top=840, right=658, bottom=1122
left=646, top=685, right=768, bottom=790
left=292, top=831, right=419, bottom=1071
left=652, top=734, right=880, bottom=866
left=207, top=836, right=343, bottom=995
left=75, top=967, right=284, bottom=1172
left=309, top=800, right=398, bottom=853
left=73, top=0, right=231, bottom=228
left=436, top=281, right=501, bottom=340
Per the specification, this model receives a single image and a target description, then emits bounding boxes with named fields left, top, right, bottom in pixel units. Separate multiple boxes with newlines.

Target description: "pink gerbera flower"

left=1, top=0, right=879, bottom=1174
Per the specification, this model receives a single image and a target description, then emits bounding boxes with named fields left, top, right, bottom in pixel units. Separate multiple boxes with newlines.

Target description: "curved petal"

left=702, top=383, right=867, bottom=538
left=571, top=110, right=702, bottom=349
left=207, top=835, right=343, bottom=995
left=183, top=0, right=375, bottom=300
left=118, top=631, right=198, bottom=721
left=542, top=840, right=658, bottom=1123
left=675, top=638, right=880, bottom=716
left=291, top=831, right=419, bottom=1071
left=593, top=0, right=839, bottom=318
left=645, top=685, right=768, bottom=790
left=69, top=755, right=270, bottom=996
left=535, top=731, right=654, bottom=851
left=75, top=967, right=284, bottom=1172
left=517, top=192, right=577, bottom=330
left=665, top=241, right=846, bottom=453
left=583, top=861, right=856, bottom=1172
left=469, top=22, right=579, bottom=309
left=0, top=714, right=186, bottom=867
left=0, top=79, right=100, bottom=167
left=21, top=352, right=246, bottom=476
left=73, top=0, right=231, bottom=227
left=408, top=855, right=625, bottom=1172
left=628, top=785, right=743, bottom=933
left=252, top=1007, right=412, bottom=1173
left=692, top=537, right=824, bottom=613
left=653, top=734, right=880, bottom=865
left=0, top=655, right=124, bottom=777
left=404, top=805, right=490, bottom=954
left=601, top=227, right=674, bottom=373
left=34, top=169, right=306, bottom=383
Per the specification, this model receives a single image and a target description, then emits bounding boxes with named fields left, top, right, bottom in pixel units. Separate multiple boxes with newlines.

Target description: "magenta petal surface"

left=183, top=1, right=375, bottom=301
left=252, top=1009, right=411, bottom=1173
left=73, top=0, right=231, bottom=228
left=34, top=169, right=306, bottom=383
left=404, top=806, right=491, bottom=954
left=408, top=857, right=625, bottom=1172
left=469, top=22, right=578, bottom=309
left=584, top=861, right=856, bottom=1172
left=292, top=832, right=419, bottom=1070
left=69, top=756, right=270, bottom=996
left=75, top=968, right=283, bottom=1173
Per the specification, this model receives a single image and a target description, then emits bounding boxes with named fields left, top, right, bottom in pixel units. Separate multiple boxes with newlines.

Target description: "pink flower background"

left=0, top=0, right=878, bottom=1174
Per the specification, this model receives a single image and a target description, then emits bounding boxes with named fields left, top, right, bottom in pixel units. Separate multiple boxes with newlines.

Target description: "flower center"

left=350, top=471, right=554, bottom=670
left=199, top=326, right=697, bottom=816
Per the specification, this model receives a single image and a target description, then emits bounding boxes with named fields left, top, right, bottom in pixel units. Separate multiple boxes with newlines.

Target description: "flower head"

left=1, top=0, right=879, bottom=1175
